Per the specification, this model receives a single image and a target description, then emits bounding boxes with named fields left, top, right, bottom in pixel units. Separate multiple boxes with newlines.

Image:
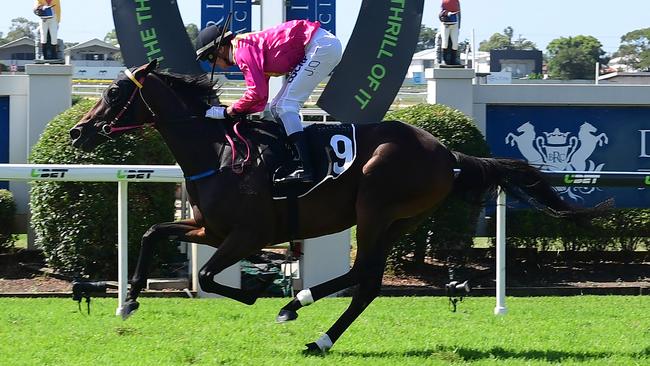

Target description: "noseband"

left=102, top=68, right=156, bottom=135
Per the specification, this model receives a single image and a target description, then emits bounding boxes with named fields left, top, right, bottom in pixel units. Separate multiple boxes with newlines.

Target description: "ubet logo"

left=564, top=174, right=600, bottom=185
left=117, top=169, right=154, bottom=179
left=30, top=168, right=68, bottom=178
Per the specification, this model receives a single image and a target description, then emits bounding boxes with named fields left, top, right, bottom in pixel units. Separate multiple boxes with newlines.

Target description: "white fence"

left=0, top=163, right=350, bottom=315
left=4, top=164, right=637, bottom=316
left=71, top=84, right=428, bottom=109
left=494, top=170, right=650, bottom=315
left=0, top=164, right=182, bottom=315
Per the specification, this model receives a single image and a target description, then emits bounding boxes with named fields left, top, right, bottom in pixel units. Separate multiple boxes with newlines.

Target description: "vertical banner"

left=201, top=0, right=252, bottom=77
left=318, top=0, right=424, bottom=123
left=111, top=0, right=202, bottom=75
left=201, top=0, right=252, bottom=34
left=286, top=0, right=336, bottom=34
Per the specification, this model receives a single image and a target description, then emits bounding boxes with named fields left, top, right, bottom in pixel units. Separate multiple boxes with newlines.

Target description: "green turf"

left=0, top=297, right=648, bottom=365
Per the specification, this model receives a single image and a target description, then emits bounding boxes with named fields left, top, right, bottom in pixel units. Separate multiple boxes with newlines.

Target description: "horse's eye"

left=107, top=87, right=121, bottom=103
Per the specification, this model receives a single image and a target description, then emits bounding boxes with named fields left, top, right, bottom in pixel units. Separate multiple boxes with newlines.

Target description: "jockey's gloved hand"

left=205, top=106, right=229, bottom=120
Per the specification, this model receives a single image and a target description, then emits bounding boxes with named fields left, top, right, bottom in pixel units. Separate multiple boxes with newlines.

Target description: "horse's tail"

left=450, top=151, right=613, bottom=219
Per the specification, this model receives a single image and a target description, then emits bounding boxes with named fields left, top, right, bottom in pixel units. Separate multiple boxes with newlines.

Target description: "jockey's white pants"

left=40, top=18, right=58, bottom=45
left=440, top=22, right=459, bottom=50
left=270, top=28, right=342, bottom=136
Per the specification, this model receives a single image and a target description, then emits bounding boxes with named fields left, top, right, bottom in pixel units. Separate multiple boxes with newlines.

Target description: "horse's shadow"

left=332, top=345, right=650, bottom=362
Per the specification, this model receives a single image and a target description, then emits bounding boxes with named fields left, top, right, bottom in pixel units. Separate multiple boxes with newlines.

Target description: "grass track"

left=1, top=297, right=649, bottom=365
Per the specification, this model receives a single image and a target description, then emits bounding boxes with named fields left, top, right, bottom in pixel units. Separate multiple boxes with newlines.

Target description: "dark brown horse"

left=70, top=60, right=607, bottom=353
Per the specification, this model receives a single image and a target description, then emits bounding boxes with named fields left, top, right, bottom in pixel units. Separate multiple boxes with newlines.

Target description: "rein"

left=106, top=67, right=252, bottom=176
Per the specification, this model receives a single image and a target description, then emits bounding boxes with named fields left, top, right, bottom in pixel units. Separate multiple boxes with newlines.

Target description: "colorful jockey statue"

left=196, top=20, right=343, bottom=184
left=33, top=0, right=61, bottom=61
left=439, top=0, right=461, bottom=66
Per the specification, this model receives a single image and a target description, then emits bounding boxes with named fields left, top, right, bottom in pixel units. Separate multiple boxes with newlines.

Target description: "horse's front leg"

left=197, top=229, right=270, bottom=305
left=121, top=219, right=218, bottom=320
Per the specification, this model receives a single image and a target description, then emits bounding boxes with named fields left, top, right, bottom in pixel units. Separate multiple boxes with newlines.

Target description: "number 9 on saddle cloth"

left=221, top=120, right=357, bottom=200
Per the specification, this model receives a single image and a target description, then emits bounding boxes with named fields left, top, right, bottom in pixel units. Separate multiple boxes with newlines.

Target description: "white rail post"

left=116, top=181, right=129, bottom=316
left=494, top=187, right=507, bottom=315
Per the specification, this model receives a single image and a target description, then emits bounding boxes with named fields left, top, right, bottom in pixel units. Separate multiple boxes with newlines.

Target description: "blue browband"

left=186, top=169, right=217, bottom=181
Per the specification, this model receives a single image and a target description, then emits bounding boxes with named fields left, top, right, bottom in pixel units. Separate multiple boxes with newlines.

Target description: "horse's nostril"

left=69, top=127, right=82, bottom=141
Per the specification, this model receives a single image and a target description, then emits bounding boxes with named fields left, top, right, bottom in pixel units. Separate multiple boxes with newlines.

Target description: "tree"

left=479, top=26, right=537, bottom=51
left=614, top=28, right=650, bottom=71
left=5, top=17, right=39, bottom=42
left=103, top=29, right=123, bottom=61
left=547, top=35, right=607, bottom=80
left=416, top=25, right=437, bottom=52
left=185, top=23, right=200, bottom=47
left=104, top=29, right=118, bottom=46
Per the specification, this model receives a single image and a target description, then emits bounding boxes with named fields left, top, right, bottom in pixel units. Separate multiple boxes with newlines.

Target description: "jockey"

left=33, top=0, right=62, bottom=60
left=439, top=0, right=461, bottom=66
left=196, top=20, right=343, bottom=184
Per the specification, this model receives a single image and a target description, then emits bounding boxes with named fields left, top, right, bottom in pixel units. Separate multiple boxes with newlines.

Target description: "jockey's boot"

left=40, top=43, right=47, bottom=60
left=275, top=131, right=314, bottom=184
left=442, top=48, right=451, bottom=66
left=451, top=49, right=460, bottom=65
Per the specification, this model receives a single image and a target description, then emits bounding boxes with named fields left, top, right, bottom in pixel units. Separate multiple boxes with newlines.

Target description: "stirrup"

left=274, top=168, right=314, bottom=184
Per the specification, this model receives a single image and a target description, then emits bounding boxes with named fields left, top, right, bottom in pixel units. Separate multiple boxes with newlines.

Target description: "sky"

left=1, top=0, right=649, bottom=55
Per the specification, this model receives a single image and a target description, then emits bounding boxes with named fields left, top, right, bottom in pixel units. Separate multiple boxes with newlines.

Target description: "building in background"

left=598, top=72, right=650, bottom=85
left=65, top=39, right=122, bottom=79
left=0, top=37, right=37, bottom=72
left=490, top=49, right=543, bottom=79
left=1, top=37, right=124, bottom=78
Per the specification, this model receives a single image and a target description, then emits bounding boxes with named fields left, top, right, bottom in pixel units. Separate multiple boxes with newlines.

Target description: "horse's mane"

left=152, top=70, right=219, bottom=100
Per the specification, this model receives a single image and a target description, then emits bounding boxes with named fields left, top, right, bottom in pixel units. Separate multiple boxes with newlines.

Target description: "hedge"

left=29, top=98, right=179, bottom=278
left=487, top=209, right=650, bottom=252
left=384, top=104, right=491, bottom=269
left=0, top=189, right=17, bottom=251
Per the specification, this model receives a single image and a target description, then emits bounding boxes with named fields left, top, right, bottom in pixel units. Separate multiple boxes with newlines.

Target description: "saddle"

left=220, top=119, right=357, bottom=199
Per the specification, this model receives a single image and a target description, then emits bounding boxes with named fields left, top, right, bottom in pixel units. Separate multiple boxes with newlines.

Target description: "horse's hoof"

left=120, top=300, right=139, bottom=320
left=276, top=309, right=298, bottom=323
left=302, top=342, right=326, bottom=355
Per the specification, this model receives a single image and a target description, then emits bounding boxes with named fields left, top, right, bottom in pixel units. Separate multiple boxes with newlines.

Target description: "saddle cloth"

left=221, top=121, right=357, bottom=200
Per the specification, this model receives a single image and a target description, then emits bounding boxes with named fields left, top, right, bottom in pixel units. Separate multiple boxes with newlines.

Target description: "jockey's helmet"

left=195, top=24, right=233, bottom=61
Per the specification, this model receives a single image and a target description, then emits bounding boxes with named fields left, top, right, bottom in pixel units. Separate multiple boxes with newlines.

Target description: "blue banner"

left=201, top=0, right=252, bottom=34
left=486, top=105, right=650, bottom=208
left=286, top=0, right=336, bottom=34
left=200, top=0, right=252, bottom=78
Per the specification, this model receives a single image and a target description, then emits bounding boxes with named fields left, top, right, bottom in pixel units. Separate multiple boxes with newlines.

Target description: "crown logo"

left=543, top=128, right=570, bottom=145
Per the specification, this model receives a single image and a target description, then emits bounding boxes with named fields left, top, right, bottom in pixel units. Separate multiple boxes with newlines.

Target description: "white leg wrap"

left=315, top=333, right=333, bottom=352
left=296, top=289, right=314, bottom=306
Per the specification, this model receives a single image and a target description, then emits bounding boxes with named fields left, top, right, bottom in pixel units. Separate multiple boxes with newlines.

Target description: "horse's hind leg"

left=277, top=214, right=430, bottom=323
left=121, top=219, right=216, bottom=319
left=301, top=215, right=424, bottom=353
left=276, top=248, right=364, bottom=322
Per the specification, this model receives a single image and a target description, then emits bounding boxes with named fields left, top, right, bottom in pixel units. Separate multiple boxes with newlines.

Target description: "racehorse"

left=69, top=60, right=610, bottom=353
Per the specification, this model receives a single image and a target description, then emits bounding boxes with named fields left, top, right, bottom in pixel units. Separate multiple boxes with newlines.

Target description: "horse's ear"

left=133, top=59, right=158, bottom=80
left=143, top=59, right=158, bottom=74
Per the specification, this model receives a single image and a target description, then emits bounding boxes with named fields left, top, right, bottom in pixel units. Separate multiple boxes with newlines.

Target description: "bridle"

left=100, top=68, right=156, bottom=136
left=99, top=65, right=252, bottom=174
